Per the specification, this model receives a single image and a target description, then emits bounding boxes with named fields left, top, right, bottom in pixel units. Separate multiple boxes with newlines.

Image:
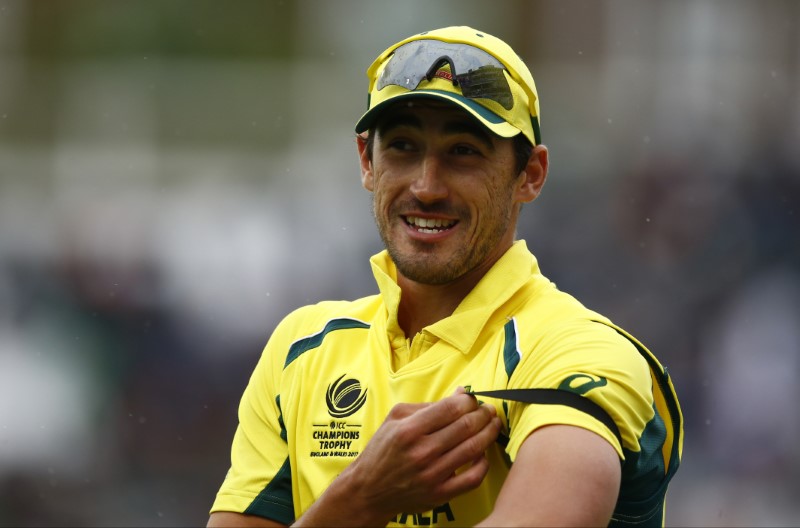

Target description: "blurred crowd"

left=1, top=1, right=799, bottom=526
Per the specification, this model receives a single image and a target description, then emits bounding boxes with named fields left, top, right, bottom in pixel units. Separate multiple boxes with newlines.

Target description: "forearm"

left=214, top=391, right=498, bottom=528
left=292, top=465, right=394, bottom=527
left=297, top=392, right=499, bottom=527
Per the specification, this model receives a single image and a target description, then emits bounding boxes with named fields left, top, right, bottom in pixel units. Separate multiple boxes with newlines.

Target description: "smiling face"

left=358, top=100, right=547, bottom=287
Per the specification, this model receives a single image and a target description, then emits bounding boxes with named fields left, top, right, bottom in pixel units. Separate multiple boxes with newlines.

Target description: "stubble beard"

left=373, top=199, right=514, bottom=286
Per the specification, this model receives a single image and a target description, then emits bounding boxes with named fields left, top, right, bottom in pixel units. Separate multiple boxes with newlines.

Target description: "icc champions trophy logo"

left=325, top=374, right=368, bottom=418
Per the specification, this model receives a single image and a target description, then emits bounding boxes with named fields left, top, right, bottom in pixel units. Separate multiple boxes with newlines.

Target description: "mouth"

left=403, top=215, right=458, bottom=234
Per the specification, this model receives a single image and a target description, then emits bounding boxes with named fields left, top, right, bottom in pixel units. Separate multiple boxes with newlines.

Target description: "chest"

left=278, top=325, right=510, bottom=495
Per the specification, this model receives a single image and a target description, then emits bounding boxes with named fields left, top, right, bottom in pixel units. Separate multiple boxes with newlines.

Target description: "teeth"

left=405, top=216, right=456, bottom=232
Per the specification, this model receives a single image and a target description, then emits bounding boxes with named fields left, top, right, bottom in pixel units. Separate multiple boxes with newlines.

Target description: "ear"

left=515, top=144, right=549, bottom=203
left=356, top=134, right=374, bottom=192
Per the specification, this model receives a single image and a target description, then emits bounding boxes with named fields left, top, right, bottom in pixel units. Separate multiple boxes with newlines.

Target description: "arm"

left=478, top=424, right=620, bottom=527
left=208, top=388, right=501, bottom=527
left=295, top=388, right=501, bottom=527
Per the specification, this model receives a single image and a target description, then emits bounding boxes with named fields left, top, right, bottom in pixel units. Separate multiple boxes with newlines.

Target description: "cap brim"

left=354, top=89, right=522, bottom=139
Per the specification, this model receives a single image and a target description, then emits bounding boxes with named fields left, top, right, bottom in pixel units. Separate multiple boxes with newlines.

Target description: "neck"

left=395, top=245, right=507, bottom=338
left=395, top=276, right=475, bottom=339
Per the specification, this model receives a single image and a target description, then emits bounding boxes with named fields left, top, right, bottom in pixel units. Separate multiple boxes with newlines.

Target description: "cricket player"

left=208, top=25, right=682, bottom=527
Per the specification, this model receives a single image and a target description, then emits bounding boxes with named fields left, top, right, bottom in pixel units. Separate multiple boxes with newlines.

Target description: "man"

left=208, top=26, right=682, bottom=527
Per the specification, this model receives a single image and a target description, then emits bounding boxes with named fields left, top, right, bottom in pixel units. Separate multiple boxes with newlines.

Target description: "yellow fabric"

left=211, top=241, right=662, bottom=526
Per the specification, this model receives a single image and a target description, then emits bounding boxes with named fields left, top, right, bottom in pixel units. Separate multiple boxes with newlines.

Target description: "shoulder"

left=257, top=295, right=381, bottom=368
left=509, top=278, right=651, bottom=398
left=244, top=294, right=382, bottom=397
left=511, top=312, right=650, bottom=394
left=509, top=279, right=645, bottom=374
left=505, top=287, right=655, bottom=456
left=506, top=277, right=653, bottom=392
left=273, top=295, right=381, bottom=341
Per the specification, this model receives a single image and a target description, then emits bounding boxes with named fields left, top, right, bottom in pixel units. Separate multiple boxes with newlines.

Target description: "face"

left=358, top=100, right=544, bottom=286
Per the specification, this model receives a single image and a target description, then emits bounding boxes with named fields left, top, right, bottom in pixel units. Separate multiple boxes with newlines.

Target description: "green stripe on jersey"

left=503, top=318, right=521, bottom=378
left=284, top=318, right=370, bottom=368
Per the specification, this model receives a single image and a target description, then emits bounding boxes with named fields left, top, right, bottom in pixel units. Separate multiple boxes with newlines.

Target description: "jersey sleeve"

left=504, top=319, right=654, bottom=461
left=210, top=308, right=309, bottom=523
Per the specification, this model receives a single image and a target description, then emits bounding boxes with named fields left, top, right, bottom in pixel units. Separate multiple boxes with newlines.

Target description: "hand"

left=330, top=387, right=502, bottom=524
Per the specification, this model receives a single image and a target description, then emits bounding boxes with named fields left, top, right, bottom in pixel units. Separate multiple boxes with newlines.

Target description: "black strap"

left=470, top=388, right=623, bottom=448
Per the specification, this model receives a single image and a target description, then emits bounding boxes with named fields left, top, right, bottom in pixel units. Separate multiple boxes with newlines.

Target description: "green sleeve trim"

left=244, top=457, right=294, bottom=524
left=276, top=395, right=287, bottom=443
left=591, top=320, right=683, bottom=527
left=595, top=321, right=683, bottom=476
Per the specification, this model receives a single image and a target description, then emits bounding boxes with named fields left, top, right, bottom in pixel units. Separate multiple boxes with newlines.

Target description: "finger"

left=405, top=392, right=482, bottom=436
left=433, top=453, right=492, bottom=501
left=386, top=401, right=431, bottom=421
left=426, top=415, right=501, bottom=480
left=424, top=401, right=497, bottom=452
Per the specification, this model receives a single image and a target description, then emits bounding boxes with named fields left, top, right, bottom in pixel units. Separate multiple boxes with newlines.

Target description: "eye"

left=452, top=144, right=480, bottom=156
left=390, top=139, right=414, bottom=151
left=382, top=136, right=416, bottom=152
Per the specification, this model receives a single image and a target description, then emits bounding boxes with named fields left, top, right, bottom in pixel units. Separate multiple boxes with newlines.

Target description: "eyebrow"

left=376, top=111, right=497, bottom=152
left=376, top=113, right=421, bottom=136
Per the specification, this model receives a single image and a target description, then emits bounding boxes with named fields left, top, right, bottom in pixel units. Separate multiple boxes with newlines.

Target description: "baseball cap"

left=355, top=26, right=541, bottom=146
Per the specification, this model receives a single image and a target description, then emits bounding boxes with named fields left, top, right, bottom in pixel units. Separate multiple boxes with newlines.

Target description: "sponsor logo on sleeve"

left=558, top=373, right=608, bottom=395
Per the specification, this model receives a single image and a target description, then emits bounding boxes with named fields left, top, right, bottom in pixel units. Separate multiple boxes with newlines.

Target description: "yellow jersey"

left=211, top=241, right=683, bottom=526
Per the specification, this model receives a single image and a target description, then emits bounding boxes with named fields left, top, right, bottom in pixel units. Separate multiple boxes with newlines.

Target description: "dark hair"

left=362, top=130, right=533, bottom=176
left=511, top=134, right=533, bottom=175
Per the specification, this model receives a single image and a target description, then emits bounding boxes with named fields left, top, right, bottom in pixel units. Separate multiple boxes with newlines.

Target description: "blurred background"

left=0, top=0, right=798, bottom=526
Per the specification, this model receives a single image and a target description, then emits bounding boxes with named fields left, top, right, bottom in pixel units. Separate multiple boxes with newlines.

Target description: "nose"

left=410, top=154, right=449, bottom=204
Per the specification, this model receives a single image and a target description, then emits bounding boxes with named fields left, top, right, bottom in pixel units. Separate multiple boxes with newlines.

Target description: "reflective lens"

left=376, top=40, right=514, bottom=109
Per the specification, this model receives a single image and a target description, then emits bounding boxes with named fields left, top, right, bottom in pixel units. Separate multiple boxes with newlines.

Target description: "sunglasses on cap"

left=376, top=40, right=514, bottom=110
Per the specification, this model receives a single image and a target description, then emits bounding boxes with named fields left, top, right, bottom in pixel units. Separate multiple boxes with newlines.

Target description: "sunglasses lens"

left=456, top=67, right=512, bottom=109
left=376, top=40, right=513, bottom=110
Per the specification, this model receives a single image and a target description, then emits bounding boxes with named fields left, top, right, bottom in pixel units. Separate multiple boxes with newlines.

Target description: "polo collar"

left=369, top=240, right=540, bottom=354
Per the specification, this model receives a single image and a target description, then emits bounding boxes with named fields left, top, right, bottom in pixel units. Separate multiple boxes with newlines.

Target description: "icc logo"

left=326, top=374, right=367, bottom=418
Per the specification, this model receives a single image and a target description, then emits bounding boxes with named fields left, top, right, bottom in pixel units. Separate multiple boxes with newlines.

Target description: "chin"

left=394, top=255, right=466, bottom=285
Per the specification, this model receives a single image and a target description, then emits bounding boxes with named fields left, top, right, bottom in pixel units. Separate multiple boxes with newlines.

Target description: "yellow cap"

left=355, top=26, right=541, bottom=145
